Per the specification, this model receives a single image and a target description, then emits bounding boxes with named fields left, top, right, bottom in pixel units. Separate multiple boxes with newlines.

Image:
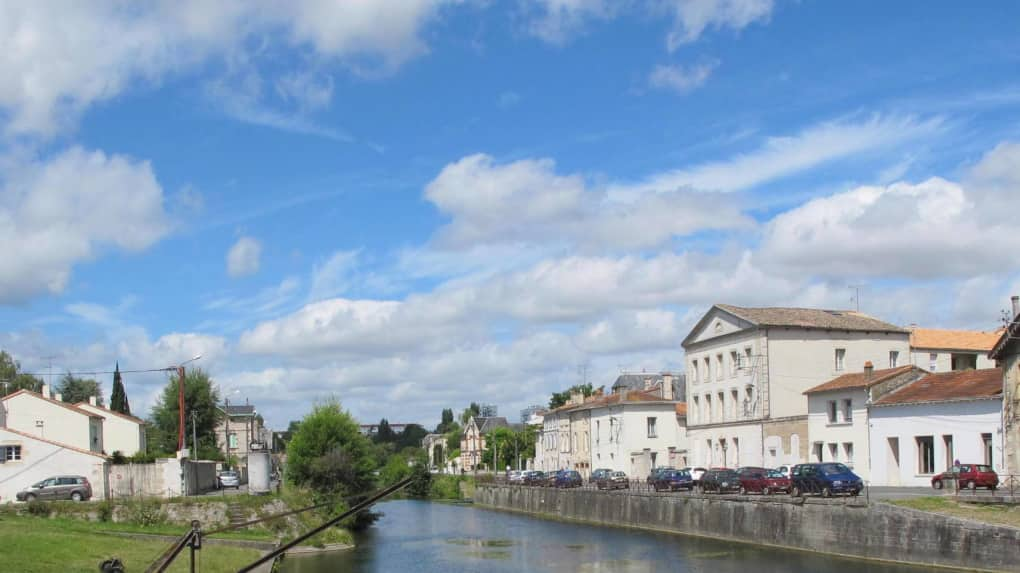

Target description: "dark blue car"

left=790, top=463, right=863, bottom=497
left=553, top=470, right=583, bottom=488
left=652, top=469, right=694, bottom=492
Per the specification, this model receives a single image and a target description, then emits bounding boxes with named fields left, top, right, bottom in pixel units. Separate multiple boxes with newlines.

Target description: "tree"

left=395, top=424, right=428, bottom=450
left=57, top=373, right=103, bottom=406
left=374, top=418, right=396, bottom=443
left=0, top=351, right=43, bottom=396
left=548, top=383, right=594, bottom=409
left=459, top=402, right=481, bottom=425
left=446, top=426, right=463, bottom=452
left=149, top=368, right=221, bottom=457
left=407, top=462, right=432, bottom=498
left=436, top=408, right=455, bottom=434
left=109, top=362, right=130, bottom=414
left=286, top=399, right=376, bottom=496
left=482, top=425, right=536, bottom=471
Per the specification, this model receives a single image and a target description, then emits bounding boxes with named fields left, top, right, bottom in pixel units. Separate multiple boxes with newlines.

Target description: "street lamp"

left=171, top=354, right=202, bottom=453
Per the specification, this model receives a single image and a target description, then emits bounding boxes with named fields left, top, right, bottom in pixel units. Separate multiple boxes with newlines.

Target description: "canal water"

left=281, top=500, right=932, bottom=573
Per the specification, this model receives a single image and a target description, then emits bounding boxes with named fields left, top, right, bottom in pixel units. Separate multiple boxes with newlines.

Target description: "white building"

left=682, top=305, right=910, bottom=470
left=588, top=390, right=688, bottom=478
left=76, top=398, right=146, bottom=456
left=909, top=328, right=1000, bottom=372
left=0, top=426, right=109, bottom=503
left=869, top=368, right=1003, bottom=487
left=1, top=387, right=105, bottom=453
left=804, top=364, right=926, bottom=480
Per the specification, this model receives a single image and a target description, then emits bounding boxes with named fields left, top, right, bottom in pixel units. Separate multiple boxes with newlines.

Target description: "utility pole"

left=191, top=410, right=198, bottom=459
left=177, top=366, right=186, bottom=452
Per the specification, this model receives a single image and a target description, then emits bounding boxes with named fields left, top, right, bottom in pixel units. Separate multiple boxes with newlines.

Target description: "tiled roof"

left=873, top=368, right=1003, bottom=406
left=75, top=402, right=144, bottom=424
left=716, top=304, right=908, bottom=333
left=909, top=328, right=1002, bottom=351
left=0, top=426, right=109, bottom=459
left=804, top=365, right=918, bottom=394
left=675, top=403, right=688, bottom=416
left=224, top=404, right=256, bottom=416
left=1, top=389, right=104, bottom=419
left=548, top=388, right=680, bottom=416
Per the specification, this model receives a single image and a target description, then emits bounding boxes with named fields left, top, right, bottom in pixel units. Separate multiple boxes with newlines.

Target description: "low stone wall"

left=475, top=485, right=1020, bottom=572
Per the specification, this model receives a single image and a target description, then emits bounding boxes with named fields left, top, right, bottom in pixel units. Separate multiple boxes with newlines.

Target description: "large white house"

left=682, top=305, right=910, bottom=469
left=909, top=328, right=1000, bottom=372
left=75, top=397, right=146, bottom=456
left=1, top=387, right=105, bottom=453
left=868, top=368, right=1003, bottom=486
left=803, top=364, right=926, bottom=481
left=0, top=426, right=108, bottom=503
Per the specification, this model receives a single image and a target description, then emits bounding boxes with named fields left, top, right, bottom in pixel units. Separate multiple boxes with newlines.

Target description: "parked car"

left=597, top=471, right=630, bottom=490
left=790, top=463, right=862, bottom=497
left=507, top=470, right=524, bottom=483
left=775, top=465, right=792, bottom=478
left=763, top=469, right=792, bottom=494
left=554, top=470, right=583, bottom=488
left=682, top=467, right=708, bottom=485
left=523, top=471, right=546, bottom=486
left=931, top=464, right=999, bottom=491
left=543, top=470, right=564, bottom=487
left=16, top=475, right=92, bottom=502
left=652, top=469, right=695, bottom=492
left=735, top=467, right=770, bottom=494
left=699, top=469, right=740, bottom=493
left=646, top=466, right=676, bottom=485
left=218, top=470, right=241, bottom=489
left=590, top=468, right=612, bottom=484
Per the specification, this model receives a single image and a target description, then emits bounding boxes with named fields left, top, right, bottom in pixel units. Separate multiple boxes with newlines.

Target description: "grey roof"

left=476, top=416, right=510, bottom=433
left=224, top=404, right=255, bottom=416
left=611, top=373, right=685, bottom=399
left=717, top=304, right=907, bottom=333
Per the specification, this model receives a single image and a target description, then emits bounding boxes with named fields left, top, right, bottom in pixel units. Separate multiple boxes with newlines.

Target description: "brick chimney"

left=864, top=361, right=874, bottom=379
left=662, top=373, right=674, bottom=400
left=1012, top=295, right=1019, bottom=318
left=41, top=384, right=50, bottom=399
left=88, top=396, right=97, bottom=407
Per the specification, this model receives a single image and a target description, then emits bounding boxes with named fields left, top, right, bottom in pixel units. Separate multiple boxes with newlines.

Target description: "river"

left=281, top=500, right=932, bottom=573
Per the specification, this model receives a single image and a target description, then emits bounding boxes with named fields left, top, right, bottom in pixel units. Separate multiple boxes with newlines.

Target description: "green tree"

left=548, top=383, right=594, bottom=409
left=395, top=423, right=428, bottom=450
left=436, top=408, right=455, bottom=434
left=109, top=362, right=130, bottom=414
left=482, top=426, right=536, bottom=471
left=149, top=368, right=221, bottom=456
left=446, top=426, right=463, bottom=452
left=374, top=418, right=396, bottom=443
left=459, top=402, right=481, bottom=425
left=407, top=462, right=432, bottom=497
left=286, top=399, right=376, bottom=496
left=56, top=372, right=103, bottom=406
left=0, top=351, right=43, bottom=396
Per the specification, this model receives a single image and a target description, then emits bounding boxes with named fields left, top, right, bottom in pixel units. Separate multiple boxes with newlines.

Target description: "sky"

left=1, top=1, right=1020, bottom=431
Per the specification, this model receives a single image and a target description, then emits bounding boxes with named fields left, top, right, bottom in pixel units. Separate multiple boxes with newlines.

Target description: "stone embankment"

left=475, top=485, right=1020, bottom=572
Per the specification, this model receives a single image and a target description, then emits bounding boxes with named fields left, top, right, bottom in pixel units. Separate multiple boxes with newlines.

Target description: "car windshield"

left=717, top=471, right=738, bottom=479
left=612, top=472, right=626, bottom=477
left=820, top=463, right=851, bottom=475
left=975, top=465, right=994, bottom=472
left=766, top=470, right=786, bottom=478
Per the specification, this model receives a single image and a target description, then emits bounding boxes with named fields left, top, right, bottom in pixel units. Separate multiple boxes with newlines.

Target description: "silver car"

left=218, top=470, right=240, bottom=489
left=16, top=475, right=93, bottom=502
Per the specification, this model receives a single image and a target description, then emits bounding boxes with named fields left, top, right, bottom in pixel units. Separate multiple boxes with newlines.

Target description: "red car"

left=736, top=467, right=791, bottom=495
left=931, top=464, right=999, bottom=491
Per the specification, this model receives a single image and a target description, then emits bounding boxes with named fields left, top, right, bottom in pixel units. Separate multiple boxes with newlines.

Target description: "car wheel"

left=71, top=492, right=83, bottom=502
left=933, top=480, right=943, bottom=490
left=791, top=485, right=801, bottom=498
left=967, top=480, right=976, bottom=491
left=850, top=489, right=860, bottom=497
left=25, top=493, right=36, bottom=502
left=762, top=487, right=770, bottom=496
left=822, top=486, right=832, bottom=498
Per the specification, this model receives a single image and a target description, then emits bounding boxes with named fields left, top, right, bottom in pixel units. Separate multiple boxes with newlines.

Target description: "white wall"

left=910, top=350, right=995, bottom=373
left=688, top=422, right=765, bottom=468
left=77, top=404, right=144, bottom=456
left=869, top=399, right=1002, bottom=487
left=590, top=403, right=687, bottom=477
left=3, top=393, right=101, bottom=453
left=0, top=428, right=108, bottom=502
left=806, top=389, right=871, bottom=479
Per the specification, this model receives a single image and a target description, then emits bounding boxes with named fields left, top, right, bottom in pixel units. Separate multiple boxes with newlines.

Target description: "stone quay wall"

left=475, top=485, right=1020, bottom=572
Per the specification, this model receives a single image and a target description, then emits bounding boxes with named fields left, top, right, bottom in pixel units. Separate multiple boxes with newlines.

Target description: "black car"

left=699, top=469, right=740, bottom=493
left=523, top=471, right=546, bottom=486
left=652, top=469, right=694, bottom=492
left=554, top=470, right=583, bottom=488
left=646, top=466, right=676, bottom=485
left=790, top=463, right=863, bottom=497
left=590, top=468, right=612, bottom=484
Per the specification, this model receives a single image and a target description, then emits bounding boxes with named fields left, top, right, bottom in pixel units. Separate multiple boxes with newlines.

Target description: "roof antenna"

left=848, top=284, right=864, bottom=312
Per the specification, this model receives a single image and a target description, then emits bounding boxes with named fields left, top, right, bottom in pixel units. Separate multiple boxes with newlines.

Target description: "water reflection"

left=281, top=500, right=932, bottom=573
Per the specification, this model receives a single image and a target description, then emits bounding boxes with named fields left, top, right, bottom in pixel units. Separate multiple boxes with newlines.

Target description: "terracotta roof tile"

left=873, top=368, right=1003, bottom=406
left=716, top=304, right=907, bottom=333
left=909, top=328, right=1003, bottom=351
left=804, top=365, right=918, bottom=394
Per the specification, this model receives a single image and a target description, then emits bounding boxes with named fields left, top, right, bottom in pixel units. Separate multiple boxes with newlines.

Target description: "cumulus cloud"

left=0, top=147, right=169, bottom=303
left=648, top=61, right=718, bottom=94
left=226, top=237, right=262, bottom=278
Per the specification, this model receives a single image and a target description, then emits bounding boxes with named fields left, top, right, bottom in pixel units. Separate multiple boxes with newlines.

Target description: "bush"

left=125, top=500, right=166, bottom=527
left=26, top=500, right=51, bottom=517
left=429, top=475, right=465, bottom=500
left=110, top=451, right=127, bottom=465
left=96, top=501, right=113, bottom=522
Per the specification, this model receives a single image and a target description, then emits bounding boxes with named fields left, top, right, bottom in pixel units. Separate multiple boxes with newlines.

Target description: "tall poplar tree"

left=109, top=362, right=131, bottom=415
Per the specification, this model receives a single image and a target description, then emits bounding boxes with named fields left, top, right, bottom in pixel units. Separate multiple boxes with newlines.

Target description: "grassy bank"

left=889, top=497, right=1020, bottom=528
left=0, top=514, right=262, bottom=573
left=428, top=474, right=473, bottom=500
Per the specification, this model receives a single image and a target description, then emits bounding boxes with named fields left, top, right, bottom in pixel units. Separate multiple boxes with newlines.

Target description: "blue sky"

left=1, top=1, right=1019, bottom=429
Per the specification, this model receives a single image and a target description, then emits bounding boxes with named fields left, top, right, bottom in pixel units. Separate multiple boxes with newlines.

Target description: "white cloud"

left=608, top=114, right=944, bottom=198
left=309, top=250, right=361, bottom=301
left=523, top=0, right=615, bottom=43
left=275, top=71, right=334, bottom=112
left=0, top=147, right=169, bottom=303
left=648, top=61, right=718, bottom=94
left=226, top=237, right=262, bottom=278
left=665, top=0, right=773, bottom=50
left=575, top=309, right=684, bottom=354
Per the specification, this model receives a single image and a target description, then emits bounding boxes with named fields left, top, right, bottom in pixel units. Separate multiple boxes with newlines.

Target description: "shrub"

left=126, top=500, right=166, bottom=527
left=110, top=451, right=127, bottom=465
left=97, top=501, right=113, bottom=522
left=26, top=500, right=51, bottom=517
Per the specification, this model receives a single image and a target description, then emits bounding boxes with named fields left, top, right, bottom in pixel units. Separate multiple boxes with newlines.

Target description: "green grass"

left=0, top=514, right=263, bottom=573
left=889, top=497, right=1020, bottom=529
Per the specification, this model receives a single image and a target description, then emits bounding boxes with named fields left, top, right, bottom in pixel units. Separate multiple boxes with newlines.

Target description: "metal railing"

left=949, top=473, right=1019, bottom=499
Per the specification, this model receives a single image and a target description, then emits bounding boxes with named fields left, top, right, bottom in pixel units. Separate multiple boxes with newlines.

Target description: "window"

left=704, top=357, right=711, bottom=382
left=982, top=433, right=993, bottom=466
left=691, top=396, right=700, bottom=424
left=228, top=433, right=238, bottom=449
left=943, top=435, right=954, bottom=470
left=917, top=436, right=935, bottom=474
left=843, top=442, right=854, bottom=465
left=813, top=442, right=823, bottom=462
left=609, top=419, right=615, bottom=443
left=716, top=355, right=723, bottom=380
left=744, top=347, right=752, bottom=368
left=691, top=361, right=699, bottom=384
left=835, top=348, right=846, bottom=371
left=730, top=351, right=739, bottom=376
left=647, top=417, right=658, bottom=438
left=596, top=421, right=600, bottom=444
left=827, top=400, right=837, bottom=423
left=731, top=389, right=739, bottom=420
left=733, top=437, right=740, bottom=466
left=842, top=399, right=853, bottom=422
left=717, top=391, right=725, bottom=421
left=3, top=445, right=22, bottom=462
left=828, top=443, right=838, bottom=461
left=705, top=394, right=713, bottom=423
left=929, top=352, right=938, bottom=371
left=889, top=350, right=899, bottom=368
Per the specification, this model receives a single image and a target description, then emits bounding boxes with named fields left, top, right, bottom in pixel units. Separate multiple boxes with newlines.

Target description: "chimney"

left=1012, top=295, right=1019, bottom=318
left=662, top=374, right=674, bottom=400
left=88, top=396, right=97, bottom=407
left=643, top=377, right=653, bottom=391
left=41, top=384, right=50, bottom=399
left=54, top=392, right=62, bottom=402
left=864, top=361, right=874, bottom=379
left=569, top=392, right=583, bottom=405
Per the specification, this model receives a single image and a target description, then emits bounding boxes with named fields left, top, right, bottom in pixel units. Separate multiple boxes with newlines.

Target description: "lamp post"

left=171, top=355, right=202, bottom=453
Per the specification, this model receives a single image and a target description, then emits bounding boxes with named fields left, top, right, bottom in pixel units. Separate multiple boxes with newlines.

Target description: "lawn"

left=889, top=497, right=1020, bottom=529
left=0, top=515, right=264, bottom=573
